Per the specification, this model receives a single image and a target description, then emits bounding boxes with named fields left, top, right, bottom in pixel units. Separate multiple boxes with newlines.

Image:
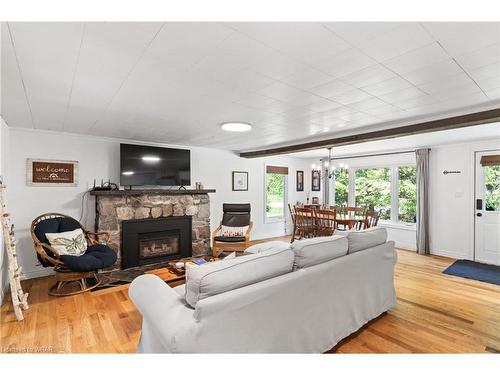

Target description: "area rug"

left=91, top=261, right=171, bottom=292
left=443, top=259, right=500, bottom=285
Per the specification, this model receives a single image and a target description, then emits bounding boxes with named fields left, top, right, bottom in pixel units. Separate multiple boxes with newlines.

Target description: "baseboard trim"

left=22, top=268, right=54, bottom=280
left=430, top=249, right=469, bottom=260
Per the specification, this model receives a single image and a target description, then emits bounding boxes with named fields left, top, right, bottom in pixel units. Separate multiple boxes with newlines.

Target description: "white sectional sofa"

left=129, top=228, right=397, bottom=353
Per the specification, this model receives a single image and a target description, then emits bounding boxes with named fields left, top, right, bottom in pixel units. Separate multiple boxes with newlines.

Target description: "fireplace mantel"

left=90, top=189, right=215, bottom=196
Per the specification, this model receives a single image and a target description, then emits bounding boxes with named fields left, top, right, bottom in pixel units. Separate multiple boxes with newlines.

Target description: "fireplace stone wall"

left=94, top=192, right=212, bottom=269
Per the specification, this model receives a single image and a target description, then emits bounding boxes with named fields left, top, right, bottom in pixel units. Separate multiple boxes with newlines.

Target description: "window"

left=333, top=168, right=349, bottom=206
left=485, top=165, right=500, bottom=211
left=354, top=168, right=391, bottom=220
left=331, top=163, right=417, bottom=225
left=398, top=166, right=417, bottom=222
left=265, top=166, right=288, bottom=221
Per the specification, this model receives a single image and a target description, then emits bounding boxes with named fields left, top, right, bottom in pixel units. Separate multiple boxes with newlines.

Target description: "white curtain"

left=416, top=149, right=430, bottom=255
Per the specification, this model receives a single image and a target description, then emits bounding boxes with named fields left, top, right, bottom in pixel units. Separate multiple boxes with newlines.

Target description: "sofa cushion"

left=244, top=241, right=291, bottom=254
left=345, top=227, right=388, bottom=254
left=214, top=236, right=246, bottom=243
left=291, top=235, right=348, bottom=269
left=60, top=244, right=117, bottom=272
left=46, top=228, right=88, bottom=256
left=220, top=225, right=249, bottom=237
left=185, top=247, right=294, bottom=308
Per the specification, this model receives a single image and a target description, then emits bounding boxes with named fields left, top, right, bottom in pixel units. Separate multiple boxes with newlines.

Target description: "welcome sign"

left=27, top=159, right=78, bottom=186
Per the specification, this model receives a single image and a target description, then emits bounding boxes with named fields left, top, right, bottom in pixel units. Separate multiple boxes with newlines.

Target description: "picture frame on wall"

left=296, top=170, right=304, bottom=191
left=26, top=158, right=78, bottom=187
left=232, top=171, right=248, bottom=191
left=311, top=170, right=321, bottom=191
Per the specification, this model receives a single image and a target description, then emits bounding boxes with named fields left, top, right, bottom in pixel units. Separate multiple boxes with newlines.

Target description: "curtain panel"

left=416, top=148, right=430, bottom=255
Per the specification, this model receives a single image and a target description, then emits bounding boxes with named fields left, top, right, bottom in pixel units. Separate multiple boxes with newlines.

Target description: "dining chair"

left=288, top=204, right=298, bottom=243
left=294, top=207, right=315, bottom=239
left=361, top=210, right=380, bottom=229
left=314, top=209, right=337, bottom=237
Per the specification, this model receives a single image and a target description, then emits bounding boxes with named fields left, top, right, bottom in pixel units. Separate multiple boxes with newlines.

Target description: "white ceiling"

left=286, top=122, right=500, bottom=159
left=1, top=22, right=500, bottom=152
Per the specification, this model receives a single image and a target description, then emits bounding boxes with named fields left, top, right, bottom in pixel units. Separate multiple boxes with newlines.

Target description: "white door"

left=474, top=151, right=500, bottom=265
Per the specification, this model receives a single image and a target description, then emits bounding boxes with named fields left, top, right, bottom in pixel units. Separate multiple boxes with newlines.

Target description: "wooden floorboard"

left=1, top=244, right=499, bottom=353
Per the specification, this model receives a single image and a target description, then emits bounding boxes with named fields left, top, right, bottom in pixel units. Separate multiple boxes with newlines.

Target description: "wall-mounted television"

left=120, top=143, right=191, bottom=187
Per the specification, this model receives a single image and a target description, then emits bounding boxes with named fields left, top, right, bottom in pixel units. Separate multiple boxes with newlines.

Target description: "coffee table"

left=145, top=255, right=217, bottom=286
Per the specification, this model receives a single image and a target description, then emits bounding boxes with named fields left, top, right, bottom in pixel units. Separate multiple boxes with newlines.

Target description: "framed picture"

left=311, top=170, right=321, bottom=191
left=27, top=159, right=78, bottom=187
left=296, top=170, right=304, bottom=191
left=312, top=197, right=319, bottom=205
left=232, top=171, right=248, bottom=191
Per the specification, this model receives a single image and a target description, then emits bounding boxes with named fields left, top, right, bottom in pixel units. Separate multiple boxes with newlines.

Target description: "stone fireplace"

left=90, top=189, right=215, bottom=270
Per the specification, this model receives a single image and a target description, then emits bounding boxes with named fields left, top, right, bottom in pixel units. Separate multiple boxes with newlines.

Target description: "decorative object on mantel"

left=0, top=180, right=29, bottom=320
left=91, top=179, right=118, bottom=191
left=232, top=171, right=248, bottom=191
left=26, top=158, right=78, bottom=186
left=443, top=170, right=462, bottom=175
left=296, top=170, right=304, bottom=191
left=311, top=170, right=321, bottom=191
left=195, top=182, right=204, bottom=190
left=311, top=197, right=319, bottom=205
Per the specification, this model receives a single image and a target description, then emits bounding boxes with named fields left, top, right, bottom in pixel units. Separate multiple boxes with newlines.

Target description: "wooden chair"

left=31, top=213, right=116, bottom=296
left=294, top=207, right=315, bottom=239
left=211, top=203, right=253, bottom=257
left=314, top=209, right=337, bottom=237
left=288, top=204, right=299, bottom=243
left=361, top=210, right=380, bottom=230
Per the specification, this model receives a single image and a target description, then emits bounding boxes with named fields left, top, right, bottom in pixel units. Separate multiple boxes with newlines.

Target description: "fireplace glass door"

left=138, top=231, right=180, bottom=261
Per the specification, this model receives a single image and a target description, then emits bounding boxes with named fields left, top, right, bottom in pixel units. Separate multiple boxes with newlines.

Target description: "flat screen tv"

left=120, top=143, right=191, bottom=187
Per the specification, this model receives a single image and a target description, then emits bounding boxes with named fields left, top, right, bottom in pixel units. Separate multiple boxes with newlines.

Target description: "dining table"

left=295, top=207, right=366, bottom=230
left=335, top=213, right=366, bottom=230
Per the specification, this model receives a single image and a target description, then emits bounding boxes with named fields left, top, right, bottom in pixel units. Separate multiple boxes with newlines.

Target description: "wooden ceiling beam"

left=239, top=108, right=500, bottom=158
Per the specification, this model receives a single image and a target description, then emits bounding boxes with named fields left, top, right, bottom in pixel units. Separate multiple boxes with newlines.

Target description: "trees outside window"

left=354, top=168, right=391, bottom=220
left=398, top=166, right=417, bottom=223
left=485, top=165, right=500, bottom=211
left=333, top=168, right=348, bottom=206
left=266, top=172, right=286, bottom=220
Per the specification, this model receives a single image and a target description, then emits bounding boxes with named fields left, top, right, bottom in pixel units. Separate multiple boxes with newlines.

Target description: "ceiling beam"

left=239, top=108, right=500, bottom=158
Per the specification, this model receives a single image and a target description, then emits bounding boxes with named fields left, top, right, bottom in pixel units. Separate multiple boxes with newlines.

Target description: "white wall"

left=8, top=128, right=312, bottom=279
left=0, top=118, right=10, bottom=302
left=429, top=138, right=500, bottom=259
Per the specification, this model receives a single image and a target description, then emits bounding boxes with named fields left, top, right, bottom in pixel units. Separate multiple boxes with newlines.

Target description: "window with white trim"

left=332, top=164, right=417, bottom=225
left=265, top=165, right=288, bottom=222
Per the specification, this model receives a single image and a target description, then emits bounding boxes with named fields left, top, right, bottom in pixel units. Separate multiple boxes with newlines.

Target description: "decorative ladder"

left=0, top=180, right=29, bottom=320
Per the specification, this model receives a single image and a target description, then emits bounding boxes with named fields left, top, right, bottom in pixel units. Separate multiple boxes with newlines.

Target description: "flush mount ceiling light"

left=221, top=122, right=252, bottom=132
left=142, top=156, right=161, bottom=163
left=122, top=171, right=134, bottom=176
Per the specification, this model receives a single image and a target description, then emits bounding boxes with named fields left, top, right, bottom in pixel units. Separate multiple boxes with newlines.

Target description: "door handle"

left=476, top=213, right=482, bottom=217
left=476, top=199, right=483, bottom=210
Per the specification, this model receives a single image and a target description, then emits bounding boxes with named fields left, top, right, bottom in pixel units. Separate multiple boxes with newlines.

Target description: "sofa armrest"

left=129, top=275, right=194, bottom=351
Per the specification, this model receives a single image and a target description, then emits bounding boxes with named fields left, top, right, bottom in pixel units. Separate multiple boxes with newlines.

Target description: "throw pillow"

left=220, top=225, right=249, bottom=237
left=46, top=228, right=87, bottom=256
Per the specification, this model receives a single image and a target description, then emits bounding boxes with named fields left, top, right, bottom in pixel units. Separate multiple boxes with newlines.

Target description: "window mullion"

left=348, top=167, right=355, bottom=206
left=391, top=166, right=399, bottom=223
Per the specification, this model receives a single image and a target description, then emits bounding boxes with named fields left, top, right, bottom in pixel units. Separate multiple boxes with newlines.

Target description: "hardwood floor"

left=1, top=245, right=499, bottom=354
